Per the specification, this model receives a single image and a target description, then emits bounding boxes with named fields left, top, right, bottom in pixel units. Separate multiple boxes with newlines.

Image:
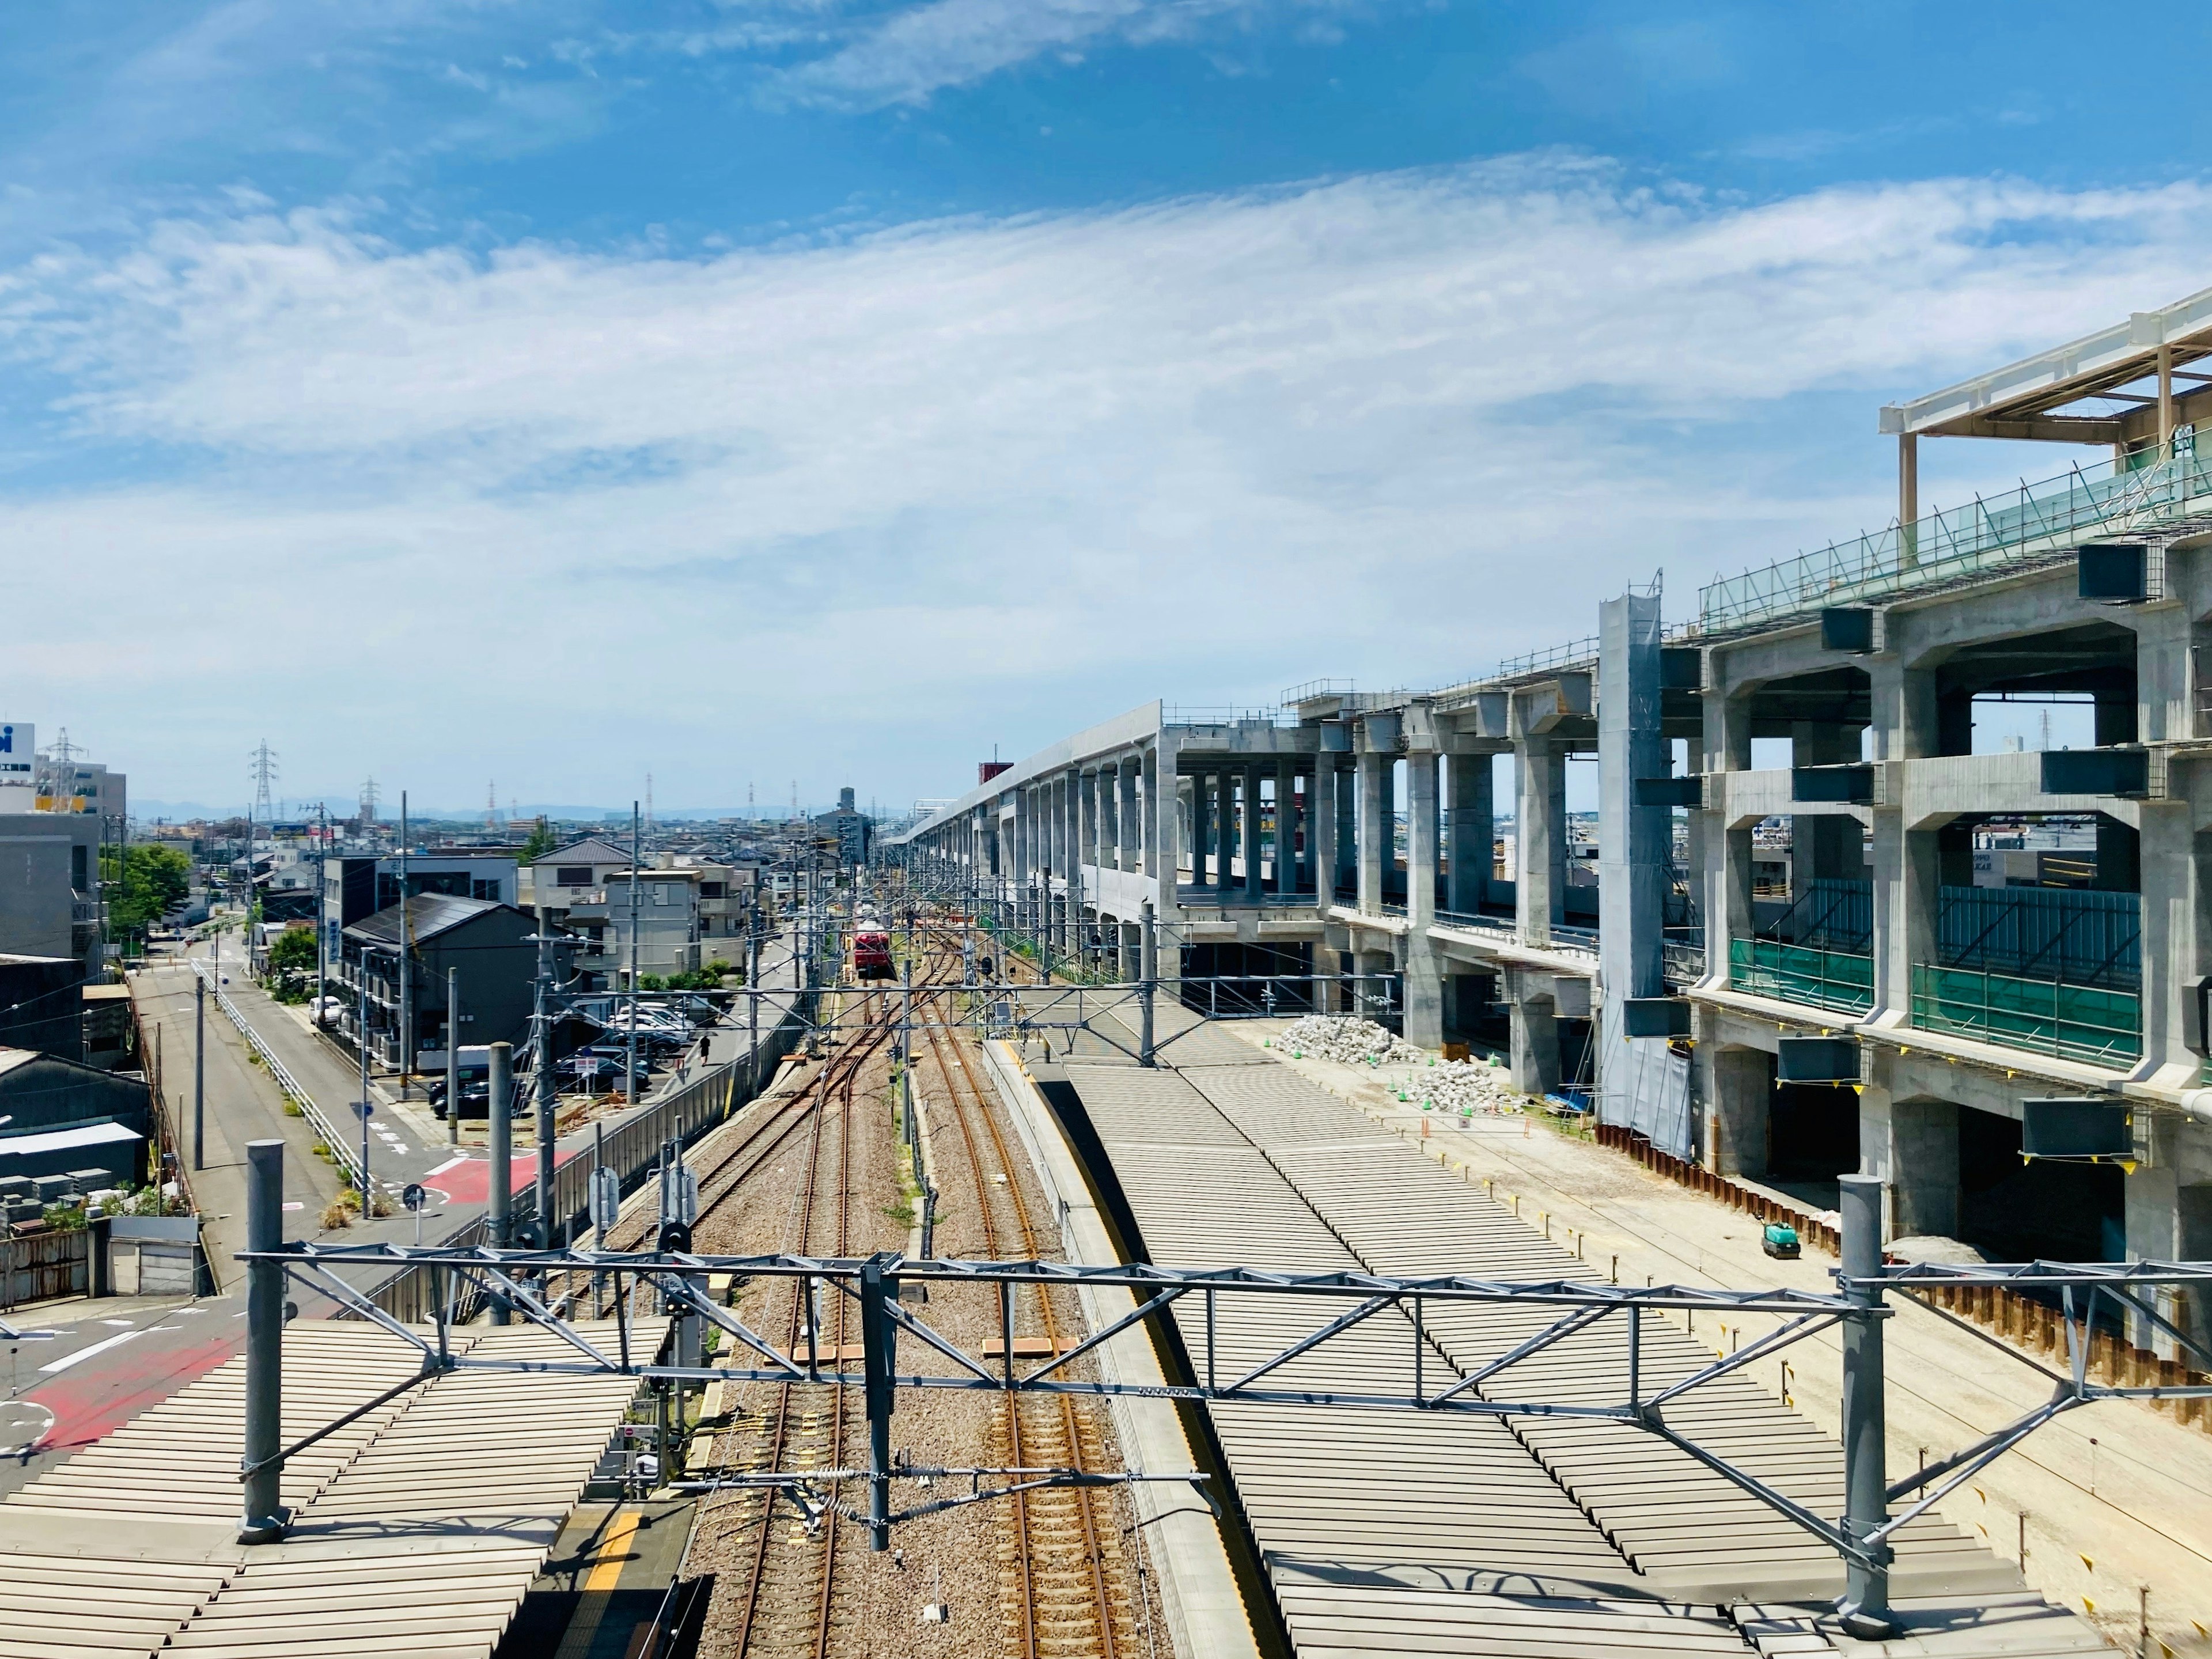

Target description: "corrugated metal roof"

left=1059, top=1050, right=2107, bottom=1657
left=0, top=1320, right=650, bottom=1658
left=0, top=1120, right=142, bottom=1158
left=1060, top=1058, right=1753, bottom=1653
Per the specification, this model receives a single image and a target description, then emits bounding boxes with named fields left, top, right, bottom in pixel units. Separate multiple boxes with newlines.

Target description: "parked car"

left=427, top=1046, right=502, bottom=1120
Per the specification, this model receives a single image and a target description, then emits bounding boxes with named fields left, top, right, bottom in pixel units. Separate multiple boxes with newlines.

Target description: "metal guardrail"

left=192, top=960, right=361, bottom=1186
left=1700, top=444, right=2212, bottom=634
left=1281, top=677, right=1355, bottom=704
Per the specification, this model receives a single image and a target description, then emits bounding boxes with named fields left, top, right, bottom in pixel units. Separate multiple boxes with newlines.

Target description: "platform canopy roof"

left=1881, top=283, right=2212, bottom=445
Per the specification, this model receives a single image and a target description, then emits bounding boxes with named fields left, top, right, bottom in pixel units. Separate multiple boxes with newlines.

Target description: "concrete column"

left=1243, top=762, right=1263, bottom=903
left=1509, top=976, right=1561, bottom=1096
left=1335, top=757, right=1357, bottom=899
left=1140, top=747, right=1159, bottom=881
left=2138, top=805, right=2192, bottom=1071
left=1876, top=823, right=1942, bottom=1024
left=1866, top=657, right=1936, bottom=763
left=1277, top=764, right=1299, bottom=895
left=1356, top=749, right=1385, bottom=915
left=1514, top=739, right=1560, bottom=946
left=1218, top=772, right=1236, bottom=892
left=1119, top=759, right=1139, bottom=873
left=1790, top=722, right=1862, bottom=898
left=1310, top=759, right=1337, bottom=915
left=1701, top=1045, right=1771, bottom=1176
left=1150, top=744, right=1181, bottom=925
left=1066, top=770, right=1083, bottom=956
left=1446, top=752, right=1492, bottom=916
left=1404, top=752, right=1442, bottom=1047
left=1187, top=768, right=1209, bottom=891
left=1857, top=1081, right=1958, bottom=1241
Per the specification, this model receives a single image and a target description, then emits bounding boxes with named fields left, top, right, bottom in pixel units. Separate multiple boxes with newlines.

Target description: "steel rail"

left=926, top=993, right=1124, bottom=1659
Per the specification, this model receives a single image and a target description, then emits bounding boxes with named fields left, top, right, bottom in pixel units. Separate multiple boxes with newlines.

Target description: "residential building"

left=320, top=849, right=520, bottom=983
left=332, top=894, right=542, bottom=1071
left=812, top=786, right=873, bottom=865
left=522, top=839, right=706, bottom=987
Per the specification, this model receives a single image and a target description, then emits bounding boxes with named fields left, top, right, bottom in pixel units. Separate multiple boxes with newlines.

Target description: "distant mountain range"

left=131, top=799, right=822, bottom=825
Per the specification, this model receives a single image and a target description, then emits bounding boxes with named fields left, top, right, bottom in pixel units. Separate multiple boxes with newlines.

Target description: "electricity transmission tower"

left=361, top=777, right=380, bottom=825
left=249, top=741, right=279, bottom=824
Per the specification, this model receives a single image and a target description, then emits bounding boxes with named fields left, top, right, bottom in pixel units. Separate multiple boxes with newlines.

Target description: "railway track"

left=713, top=987, right=886, bottom=1659
left=919, top=1003, right=1142, bottom=1659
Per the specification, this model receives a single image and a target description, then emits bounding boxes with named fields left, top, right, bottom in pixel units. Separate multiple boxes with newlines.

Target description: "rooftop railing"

left=1700, top=441, right=2212, bottom=634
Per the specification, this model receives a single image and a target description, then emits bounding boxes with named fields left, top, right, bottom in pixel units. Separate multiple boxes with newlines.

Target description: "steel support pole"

left=238, top=1139, right=287, bottom=1541
left=1837, top=1173, right=1892, bottom=1634
left=1139, top=900, right=1157, bottom=1067
left=488, top=1040, right=513, bottom=1323
left=445, top=967, right=460, bottom=1146
left=193, top=977, right=206, bottom=1172
left=860, top=1252, right=897, bottom=1551
left=534, top=916, right=555, bottom=1236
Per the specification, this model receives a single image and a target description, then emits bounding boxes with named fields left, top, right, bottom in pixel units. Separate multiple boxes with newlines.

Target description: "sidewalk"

left=1228, top=1018, right=2212, bottom=1657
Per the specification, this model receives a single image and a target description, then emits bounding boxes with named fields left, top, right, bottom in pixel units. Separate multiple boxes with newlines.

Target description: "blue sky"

left=6, top=2, right=2212, bottom=815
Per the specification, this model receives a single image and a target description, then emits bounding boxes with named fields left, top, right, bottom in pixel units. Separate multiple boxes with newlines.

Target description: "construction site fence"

left=1, top=1225, right=88, bottom=1308
left=354, top=982, right=815, bottom=1327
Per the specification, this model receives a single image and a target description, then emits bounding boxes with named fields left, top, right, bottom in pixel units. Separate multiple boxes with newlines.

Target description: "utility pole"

left=747, top=918, right=760, bottom=1083
left=488, top=1041, right=513, bottom=1324
left=356, top=966, right=372, bottom=1214
left=445, top=966, right=460, bottom=1147
left=194, top=975, right=207, bottom=1169
left=1140, top=900, right=1156, bottom=1067
left=316, top=802, right=328, bottom=1030
left=627, top=802, right=641, bottom=1107
left=533, top=898, right=556, bottom=1234
left=397, top=792, right=412, bottom=1097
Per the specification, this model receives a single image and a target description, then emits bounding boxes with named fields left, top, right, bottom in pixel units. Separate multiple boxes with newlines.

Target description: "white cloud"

left=779, top=0, right=1219, bottom=107
left=6, top=158, right=2211, bottom=809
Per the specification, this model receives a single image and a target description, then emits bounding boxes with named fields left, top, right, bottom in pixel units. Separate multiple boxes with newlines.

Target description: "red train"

left=854, top=928, right=894, bottom=980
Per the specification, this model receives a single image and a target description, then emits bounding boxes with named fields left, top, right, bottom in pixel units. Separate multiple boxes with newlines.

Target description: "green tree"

left=267, top=926, right=318, bottom=975
left=518, top=817, right=557, bottom=862
left=99, top=844, right=192, bottom=932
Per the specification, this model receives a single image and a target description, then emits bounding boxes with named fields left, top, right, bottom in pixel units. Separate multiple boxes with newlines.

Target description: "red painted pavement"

left=421, top=1149, right=581, bottom=1206
left=29, top=1331, right=241, bottom=1456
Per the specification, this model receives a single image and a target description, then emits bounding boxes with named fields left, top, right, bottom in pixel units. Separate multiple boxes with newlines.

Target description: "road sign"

left=401, top=1183, right=427, bottom=1212
left=351, top=1101, right=374, bottom=1121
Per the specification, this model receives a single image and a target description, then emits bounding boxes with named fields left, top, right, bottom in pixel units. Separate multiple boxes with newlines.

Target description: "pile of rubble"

left=1277, top=1013, right=1424, bottom=1067
left=1274, top=1016, right=1526, bottom=1115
